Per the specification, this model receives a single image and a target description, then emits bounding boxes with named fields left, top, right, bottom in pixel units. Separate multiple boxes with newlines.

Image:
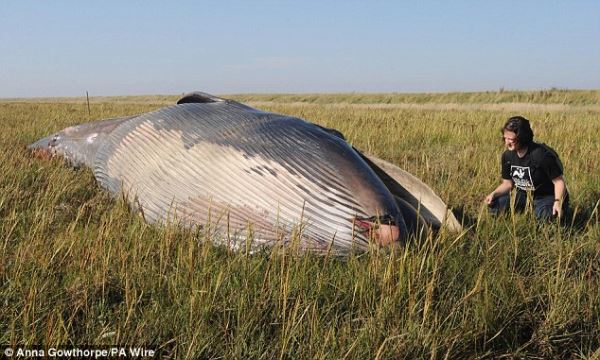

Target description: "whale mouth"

left=31, top=148, right=53, bottom=160
left=28, top=135, right=59, bottom=160
left=354, top=214, right=400, bottom=246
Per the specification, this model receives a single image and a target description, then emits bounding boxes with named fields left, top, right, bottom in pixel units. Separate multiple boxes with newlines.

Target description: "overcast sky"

left=1, top=1, right=599, bottom=97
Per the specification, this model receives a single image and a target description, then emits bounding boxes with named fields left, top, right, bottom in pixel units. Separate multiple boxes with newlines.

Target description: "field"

left=1, top=90, right=599, bottom=358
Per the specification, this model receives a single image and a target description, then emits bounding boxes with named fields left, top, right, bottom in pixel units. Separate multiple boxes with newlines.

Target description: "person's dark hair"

left=502, top=116, right=534, bottom=145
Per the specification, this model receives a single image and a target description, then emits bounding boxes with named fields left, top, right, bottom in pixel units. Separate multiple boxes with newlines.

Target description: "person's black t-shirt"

left=501, top=142, right=563, bottom=197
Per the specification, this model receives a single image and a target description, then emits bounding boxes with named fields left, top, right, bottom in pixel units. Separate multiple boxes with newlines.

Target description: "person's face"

left=502, top=130, right=519, bottom=151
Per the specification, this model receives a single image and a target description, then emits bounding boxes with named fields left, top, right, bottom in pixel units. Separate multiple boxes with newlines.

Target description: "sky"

left=1, top=1, right=599, bottom=98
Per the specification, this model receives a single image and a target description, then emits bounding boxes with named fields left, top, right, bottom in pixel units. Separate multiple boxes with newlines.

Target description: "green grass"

left=1, top=92, right=599, bottom=358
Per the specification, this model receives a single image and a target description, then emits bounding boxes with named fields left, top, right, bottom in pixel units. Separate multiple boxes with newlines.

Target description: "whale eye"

left=49, top=134, right=60, bottom=147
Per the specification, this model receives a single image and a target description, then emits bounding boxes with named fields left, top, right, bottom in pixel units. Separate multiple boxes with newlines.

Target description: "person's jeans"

left=488, top=191, right=569, bottom=220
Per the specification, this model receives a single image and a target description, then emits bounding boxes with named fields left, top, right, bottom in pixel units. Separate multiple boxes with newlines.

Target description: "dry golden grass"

left=1, top=91, right=599, bottom=358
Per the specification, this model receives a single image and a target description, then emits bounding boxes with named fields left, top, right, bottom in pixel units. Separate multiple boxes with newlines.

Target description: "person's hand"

left=484, top=192, right=495, bottom=205
left=552, top=201, right=563, bottom=218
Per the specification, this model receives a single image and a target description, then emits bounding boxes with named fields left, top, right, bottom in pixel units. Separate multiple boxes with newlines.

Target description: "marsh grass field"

left=1, top=90, right=599, bottom=358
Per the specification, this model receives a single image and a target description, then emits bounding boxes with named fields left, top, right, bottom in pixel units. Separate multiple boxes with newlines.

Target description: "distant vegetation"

left=232, top=88, right=600, bottom=106
left=1, top=90, right=598, bottom=358
left=3, top=88, right=600, bottom=106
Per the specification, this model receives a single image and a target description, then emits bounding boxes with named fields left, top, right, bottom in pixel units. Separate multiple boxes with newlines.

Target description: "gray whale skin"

left=29, top=92, right=462, bottom=253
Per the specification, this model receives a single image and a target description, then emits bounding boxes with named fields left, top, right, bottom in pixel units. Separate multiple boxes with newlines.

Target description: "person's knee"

left=488, top=194, right=510, bottom=215
left=534, top=205, right=554, bottom=220
left=534, top=196, right=557, bottom=220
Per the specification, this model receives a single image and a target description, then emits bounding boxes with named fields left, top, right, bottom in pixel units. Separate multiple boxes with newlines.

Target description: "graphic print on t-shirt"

left=511, top=165, right=534, bottom=190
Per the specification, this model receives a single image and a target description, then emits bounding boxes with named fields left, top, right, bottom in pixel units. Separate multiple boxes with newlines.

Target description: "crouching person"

left=485, top=116, right=569, bottom=220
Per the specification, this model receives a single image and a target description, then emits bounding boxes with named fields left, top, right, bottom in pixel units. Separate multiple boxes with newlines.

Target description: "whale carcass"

left=29, top=92, right=461, bottom=252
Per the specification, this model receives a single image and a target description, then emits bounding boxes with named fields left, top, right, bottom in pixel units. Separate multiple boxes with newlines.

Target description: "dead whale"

left=29, top=92, right=461, bottom=252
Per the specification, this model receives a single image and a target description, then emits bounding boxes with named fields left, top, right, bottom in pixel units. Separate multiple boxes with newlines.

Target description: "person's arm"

left=485, top=179, right=513, bottom=205
left=552, top=175, right=567, bottom=217
left=537, top=147, right=566, bottom=217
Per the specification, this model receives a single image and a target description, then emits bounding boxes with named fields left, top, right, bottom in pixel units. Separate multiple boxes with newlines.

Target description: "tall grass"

left=1, top=93, right=599, bottom=358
